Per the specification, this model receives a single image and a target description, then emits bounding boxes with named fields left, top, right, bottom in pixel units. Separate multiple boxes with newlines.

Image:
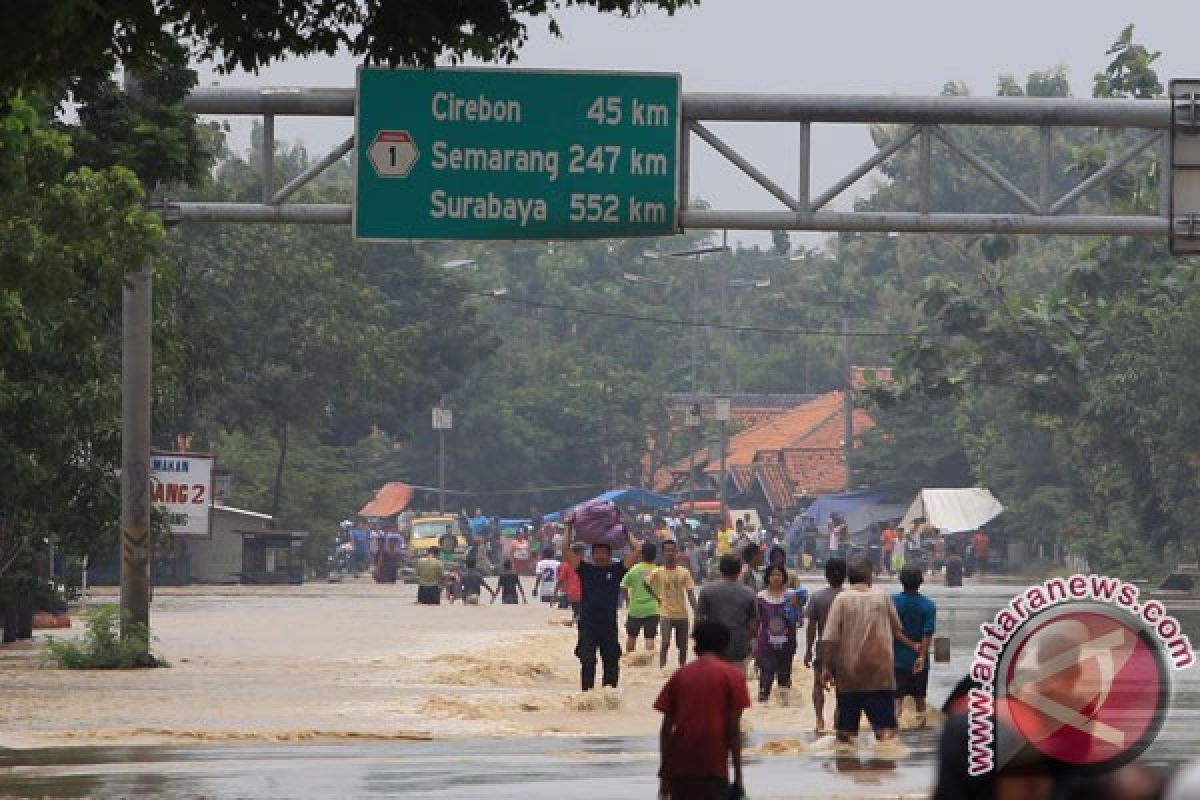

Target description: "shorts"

left=541, top=594, right=557, bottom=604
left=835, top=690, right=898, bottom=734
left=463, top=594, right=480, bottom=605
left=416, top=585, right=441, bottom=605
left=625, top=614, right=660, bottom=639
left=894, top=666, right=929, bottom=699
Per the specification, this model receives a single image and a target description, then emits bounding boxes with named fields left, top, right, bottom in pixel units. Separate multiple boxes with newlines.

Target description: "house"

left=187, top=506, right=274, bottom=583
left=657, top=390, right=876, bottom=516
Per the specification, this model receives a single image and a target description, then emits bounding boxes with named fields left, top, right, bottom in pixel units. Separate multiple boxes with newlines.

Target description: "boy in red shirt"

left=654, top=621, right=750, bottom=799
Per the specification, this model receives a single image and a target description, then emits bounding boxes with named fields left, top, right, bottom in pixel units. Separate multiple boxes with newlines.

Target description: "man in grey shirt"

left=696, top=554, right=758, bottom=673
left=803, top=556, right=846, bottom=733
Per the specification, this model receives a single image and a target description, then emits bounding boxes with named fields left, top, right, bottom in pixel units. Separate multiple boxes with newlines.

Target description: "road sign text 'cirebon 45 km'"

left=355, top=68, right=681, bottom=241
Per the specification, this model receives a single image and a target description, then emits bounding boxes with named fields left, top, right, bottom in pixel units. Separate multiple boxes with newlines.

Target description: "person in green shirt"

left=621, top=541, right=661, bottom=654
left=415, top=546, right=446, bottom=605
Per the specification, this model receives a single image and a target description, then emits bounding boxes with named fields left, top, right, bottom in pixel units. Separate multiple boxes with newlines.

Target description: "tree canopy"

left=0, top=0, right=697, bottom=97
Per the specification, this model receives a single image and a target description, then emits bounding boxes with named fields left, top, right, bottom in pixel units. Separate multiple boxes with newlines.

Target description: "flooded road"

left=1, top=580, right=1196, bottom=798
left=0, top=735, right=938, bottom=799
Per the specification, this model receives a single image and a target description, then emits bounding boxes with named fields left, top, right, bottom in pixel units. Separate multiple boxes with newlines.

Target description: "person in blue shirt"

left=892, top=565, right=936, bottom=726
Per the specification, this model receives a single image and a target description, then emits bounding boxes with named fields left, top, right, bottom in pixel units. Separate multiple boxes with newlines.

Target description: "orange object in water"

left=31, top=612, right=57, bottom=629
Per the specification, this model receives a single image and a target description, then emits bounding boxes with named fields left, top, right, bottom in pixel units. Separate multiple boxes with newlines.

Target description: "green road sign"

left=355, top=68, right=681, bottom=241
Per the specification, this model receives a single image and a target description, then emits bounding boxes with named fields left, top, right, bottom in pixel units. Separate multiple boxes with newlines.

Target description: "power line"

left=402, top=481, right=611, bottom=496
left=443, top=284, right=924, bottom=339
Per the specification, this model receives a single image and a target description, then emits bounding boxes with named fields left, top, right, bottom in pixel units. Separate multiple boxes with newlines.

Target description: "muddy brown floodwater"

left=0, top=580, right=1197, bottom=798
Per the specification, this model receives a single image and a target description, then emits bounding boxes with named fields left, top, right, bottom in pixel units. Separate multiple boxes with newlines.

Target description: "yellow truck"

left=406, top=514, right=467, bottom=555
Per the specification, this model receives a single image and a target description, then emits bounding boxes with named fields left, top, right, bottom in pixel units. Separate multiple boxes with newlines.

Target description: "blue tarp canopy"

left=543, top=488, right=677, bottom=522
left=799, top=489, right=891, bottom=532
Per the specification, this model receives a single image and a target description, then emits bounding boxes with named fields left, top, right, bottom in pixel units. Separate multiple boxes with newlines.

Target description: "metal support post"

left=798, top=122, right=811, bottom=210
left=1039, top=127, right=1053, bottom=212
left=262, top=114, right=275, bottom=204
left=120, top=266, right=152, bottom=654
left=919, top=126, right=932, bottom=214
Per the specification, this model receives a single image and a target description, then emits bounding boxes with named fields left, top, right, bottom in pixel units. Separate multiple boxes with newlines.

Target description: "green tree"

left=0, top=95, right=163, bottom=588
left=0, top=1, right=697, bottom=97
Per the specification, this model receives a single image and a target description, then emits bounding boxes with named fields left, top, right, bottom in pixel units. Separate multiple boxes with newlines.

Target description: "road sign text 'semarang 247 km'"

left=354, top=68, right=680, bottom=241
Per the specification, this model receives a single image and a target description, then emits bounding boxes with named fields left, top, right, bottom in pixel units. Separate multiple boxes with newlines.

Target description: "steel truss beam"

left=176, top=87, right=1172, bottom=235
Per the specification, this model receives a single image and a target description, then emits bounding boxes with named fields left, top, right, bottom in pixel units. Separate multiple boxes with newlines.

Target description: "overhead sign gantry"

left=354, top=68, right=680, bottom=240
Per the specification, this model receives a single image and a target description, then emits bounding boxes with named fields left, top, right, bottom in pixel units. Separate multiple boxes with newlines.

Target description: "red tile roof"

left=358, top=482, right=413, bottom=517
left=657, top=390, right=876, bottom=501
left=730, top=462, right=796, bottom=511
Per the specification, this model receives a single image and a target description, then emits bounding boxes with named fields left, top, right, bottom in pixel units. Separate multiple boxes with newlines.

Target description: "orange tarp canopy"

left=358, top=482, right=413, bottom=517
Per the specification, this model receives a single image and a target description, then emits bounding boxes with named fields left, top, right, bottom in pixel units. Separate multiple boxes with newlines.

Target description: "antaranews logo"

left=967, top=574, right=1195, bottom=777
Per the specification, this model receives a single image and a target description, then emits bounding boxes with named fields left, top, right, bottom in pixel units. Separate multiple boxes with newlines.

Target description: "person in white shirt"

left=532, top=547, right=562, bottom=604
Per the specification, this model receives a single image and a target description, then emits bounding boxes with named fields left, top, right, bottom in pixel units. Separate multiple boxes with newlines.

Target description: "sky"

left=194, top=0, right=1195, bottom=248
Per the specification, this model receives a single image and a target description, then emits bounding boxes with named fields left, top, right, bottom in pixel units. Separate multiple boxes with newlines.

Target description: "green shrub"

left=44, top=604, right=166, bottom=669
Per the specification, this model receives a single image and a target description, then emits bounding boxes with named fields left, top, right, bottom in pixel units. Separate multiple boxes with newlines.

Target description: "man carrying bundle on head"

left=563, top=505, right=642, bottom=692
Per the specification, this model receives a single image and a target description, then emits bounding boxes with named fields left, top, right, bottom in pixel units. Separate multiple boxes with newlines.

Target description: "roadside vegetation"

left=44, top=606, right=166, bottom=669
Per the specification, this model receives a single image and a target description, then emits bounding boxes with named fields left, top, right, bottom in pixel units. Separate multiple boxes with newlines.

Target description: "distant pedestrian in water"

left=740, top=543, right=763, bottom=593
left=654, top=621, right=749, bottom=800
left=492, top=559, right=528, bottom=605
left=803, top=556, right=845, bottom=733
left=555, top=543, right=585, bottom=622
left=458, top=558, right=495, bottom=605
left=373, top=538, right=401, bottom=583
left=533, top=546, right=561, bottom=605
left=944, top=547, right=964, bottom=588
left=415, top=546, right=445, bottom=606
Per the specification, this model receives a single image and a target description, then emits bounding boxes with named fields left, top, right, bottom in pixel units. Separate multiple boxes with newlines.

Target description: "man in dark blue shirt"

left=563, top=515, right=641, bottom=691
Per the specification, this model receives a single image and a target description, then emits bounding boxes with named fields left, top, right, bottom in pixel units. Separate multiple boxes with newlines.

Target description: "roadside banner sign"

left=150, top=452, right=214, bottom=537
left=355, top=67, right=681, bottom=241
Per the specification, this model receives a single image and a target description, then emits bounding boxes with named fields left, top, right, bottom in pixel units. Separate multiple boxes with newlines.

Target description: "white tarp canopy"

left=901, top=488, right=1004, bottom=534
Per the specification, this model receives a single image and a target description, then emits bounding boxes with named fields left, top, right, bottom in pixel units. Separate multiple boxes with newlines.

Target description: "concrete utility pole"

left=842, top=315, right=853, bottom=462
left=715, top=396, right=731, bottom=516
left=120, top=266, right=152, bottom=654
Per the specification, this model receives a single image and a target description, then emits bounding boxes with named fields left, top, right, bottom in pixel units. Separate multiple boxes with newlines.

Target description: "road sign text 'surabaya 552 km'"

left=354, top=68, right=681, bottom=241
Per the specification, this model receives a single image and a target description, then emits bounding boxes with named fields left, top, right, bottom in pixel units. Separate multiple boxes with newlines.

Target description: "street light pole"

left=641, top=245, right=729, bottom=394
left=685, top=404, right=701, bottom=512
left=438, top=427, right=446, bottom=512
left=691, top=259, right=700, bottom=392
left=433, top=399, right=452, bottom=512
left=715, top=396, right=731, bottom=516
